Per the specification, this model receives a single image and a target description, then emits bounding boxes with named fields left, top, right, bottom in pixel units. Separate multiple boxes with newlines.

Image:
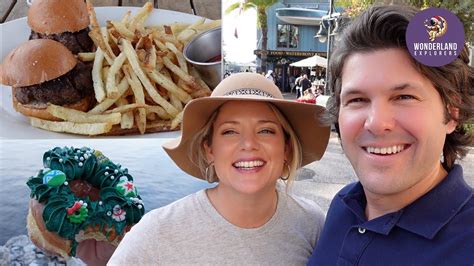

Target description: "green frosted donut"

left=27, top=146, right=146, bottom=257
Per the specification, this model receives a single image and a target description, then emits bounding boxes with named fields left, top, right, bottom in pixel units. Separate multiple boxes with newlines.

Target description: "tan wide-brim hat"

left=163, top=72, right=330, bottom=180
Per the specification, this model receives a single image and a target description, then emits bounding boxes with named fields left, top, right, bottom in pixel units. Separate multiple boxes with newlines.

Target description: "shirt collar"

left=339, top=165, right=473, bottom=239
left=397, top=165, right=472, bottom=239
left=339, top=182, right=367, bottom=222
left=339, top=182, right=404, bottom=235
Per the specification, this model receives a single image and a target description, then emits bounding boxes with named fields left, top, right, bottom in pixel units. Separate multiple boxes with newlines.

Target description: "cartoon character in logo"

left=424, top=15, right=447, bottom=42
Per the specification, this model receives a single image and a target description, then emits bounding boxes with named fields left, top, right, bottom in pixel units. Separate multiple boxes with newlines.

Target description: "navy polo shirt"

left=308, top=165, right=474, bottom=265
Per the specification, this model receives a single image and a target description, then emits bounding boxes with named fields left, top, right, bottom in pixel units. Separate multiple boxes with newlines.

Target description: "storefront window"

left=277, top=24, right=298, bottom=48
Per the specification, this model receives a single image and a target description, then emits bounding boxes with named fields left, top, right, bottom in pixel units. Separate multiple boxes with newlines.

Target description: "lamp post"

left=280, top=58, right=288, bottom=92
left=315, top=0, right=340, bottom=95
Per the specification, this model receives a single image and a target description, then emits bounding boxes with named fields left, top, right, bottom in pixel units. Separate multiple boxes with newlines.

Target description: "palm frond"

left=225, top=2, right=242, bottom=14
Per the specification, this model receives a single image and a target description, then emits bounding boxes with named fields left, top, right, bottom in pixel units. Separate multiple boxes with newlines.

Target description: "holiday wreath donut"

left=26, top=146, right=145, bottom=258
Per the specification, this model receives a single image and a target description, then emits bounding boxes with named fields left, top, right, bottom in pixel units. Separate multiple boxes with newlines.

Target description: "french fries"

left=92, top=48, right=106, bottom=102
left=46, top=104, right=121, bottom=124
left=120, top=38, right=180, bottom=116
left=30, top=2, right=220, bottom=136
left=77, top=52, right=96, bottom=62
left=31, top=118, right=113, bottom=136
left=105, top=52, right=127, bottom=98
left=171, top=111, right=184, bottom=129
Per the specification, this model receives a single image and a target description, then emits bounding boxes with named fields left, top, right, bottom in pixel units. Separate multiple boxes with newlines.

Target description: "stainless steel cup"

left=183, top=27, right=222, bottom=89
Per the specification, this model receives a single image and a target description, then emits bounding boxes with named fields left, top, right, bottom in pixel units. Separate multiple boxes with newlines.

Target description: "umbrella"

left=290, top=55, right=328, bottom=68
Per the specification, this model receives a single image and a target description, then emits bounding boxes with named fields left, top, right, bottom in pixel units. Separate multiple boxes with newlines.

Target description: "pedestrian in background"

left=301, top=74, right=312, bottom=95
left=265, top=70, right=275, bottom=83
left=295, top=74, right=303, bottom=98
left=289, top=75, right=296, bottom=93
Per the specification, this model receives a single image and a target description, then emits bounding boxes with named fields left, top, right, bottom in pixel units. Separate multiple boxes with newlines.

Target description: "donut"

left=26, top=146, right=145, bottom=258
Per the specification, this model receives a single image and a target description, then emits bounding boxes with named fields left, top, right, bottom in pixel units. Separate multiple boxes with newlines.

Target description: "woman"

left=108, top=73, right=330, bottom=265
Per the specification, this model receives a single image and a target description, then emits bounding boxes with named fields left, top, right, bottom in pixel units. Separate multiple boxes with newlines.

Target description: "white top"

left=108, top=188, right=325, bottom=265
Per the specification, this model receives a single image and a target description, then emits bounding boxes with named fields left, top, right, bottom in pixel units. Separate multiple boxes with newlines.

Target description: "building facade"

left=255, top=0, right=332, bottom=92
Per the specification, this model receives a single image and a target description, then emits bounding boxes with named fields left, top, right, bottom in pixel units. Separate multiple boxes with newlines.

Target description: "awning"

left=290, top=55, right=327, bottom=68
left=276, top=8, right=326, bottom=26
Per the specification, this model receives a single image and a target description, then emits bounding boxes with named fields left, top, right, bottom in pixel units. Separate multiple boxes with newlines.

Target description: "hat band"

left=223, top=88, right=275, bottom=98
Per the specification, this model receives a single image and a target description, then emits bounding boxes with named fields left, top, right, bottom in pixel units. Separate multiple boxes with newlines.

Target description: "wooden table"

left=1, top=0, right=221, bottom=23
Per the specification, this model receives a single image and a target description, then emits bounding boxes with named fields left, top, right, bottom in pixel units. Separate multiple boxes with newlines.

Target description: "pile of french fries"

left=30, top=2, right=221, bottom=136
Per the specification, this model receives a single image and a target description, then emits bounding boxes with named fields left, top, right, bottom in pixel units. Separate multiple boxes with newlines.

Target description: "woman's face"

left=204, top=101, right=288, bottom=196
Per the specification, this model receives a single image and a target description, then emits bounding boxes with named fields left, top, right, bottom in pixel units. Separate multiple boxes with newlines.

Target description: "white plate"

left=0, top=7, right=204, bottom=139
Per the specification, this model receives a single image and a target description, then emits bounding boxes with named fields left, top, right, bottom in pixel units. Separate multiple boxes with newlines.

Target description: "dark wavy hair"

left=328, top=4, right=474, bottom=170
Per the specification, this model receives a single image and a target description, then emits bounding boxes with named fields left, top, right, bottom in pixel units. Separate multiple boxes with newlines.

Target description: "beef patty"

left=15, top=61, right=93, bottom=106
left=29, top=28, right=94, bottom=54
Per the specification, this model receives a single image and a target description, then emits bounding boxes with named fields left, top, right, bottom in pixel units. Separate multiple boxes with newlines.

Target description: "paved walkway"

left=283, top=92, right=298, bottom=100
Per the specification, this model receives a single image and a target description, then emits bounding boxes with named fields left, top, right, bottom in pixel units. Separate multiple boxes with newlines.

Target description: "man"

left=289, top=75, right=296, bottom=93
left=265, top=70, right=275, bottom=83
left=295, top=74, right=304, bottom=98
left=301, top=74, right=312, bottom=94
left=308, top=5, right=473, bottom=265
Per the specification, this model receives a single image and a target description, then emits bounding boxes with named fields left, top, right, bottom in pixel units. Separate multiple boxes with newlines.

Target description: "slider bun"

left=12, top=95, right=92, bottom=121
left=1, top=39, right=76, bottom=87
left=27, top=0, right=90, bottom=34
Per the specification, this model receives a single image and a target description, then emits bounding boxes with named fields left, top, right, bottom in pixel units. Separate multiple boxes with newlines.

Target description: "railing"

left=1, top=0, right=17, bottom=23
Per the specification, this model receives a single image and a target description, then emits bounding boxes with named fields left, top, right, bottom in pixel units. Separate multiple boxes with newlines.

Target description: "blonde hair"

left=188, top=102, right=302, bottom=185
left=267, top=104, right=302, bottom=187
left=189, top=109, right=220, bottom=183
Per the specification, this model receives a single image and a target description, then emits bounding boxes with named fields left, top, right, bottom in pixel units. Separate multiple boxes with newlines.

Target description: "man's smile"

left=363, top=144, right=410, bottom=155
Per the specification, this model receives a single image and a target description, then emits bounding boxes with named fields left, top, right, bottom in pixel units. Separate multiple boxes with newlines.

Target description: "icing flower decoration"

left=66, top=201, right=88, bottom=223
left=112, top=205, right=126, bottom=222
left=116, top=176, right=138, bottom=197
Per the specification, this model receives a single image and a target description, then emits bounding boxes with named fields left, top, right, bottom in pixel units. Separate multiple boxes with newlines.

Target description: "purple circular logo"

left=406, top=8, right=464, bottom=67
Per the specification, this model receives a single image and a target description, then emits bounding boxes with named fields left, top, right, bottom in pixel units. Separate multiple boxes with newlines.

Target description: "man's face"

left=338, top=49, right=457, bottom=198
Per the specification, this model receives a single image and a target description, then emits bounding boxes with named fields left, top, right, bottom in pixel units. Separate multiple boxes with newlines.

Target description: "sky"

left=222, top=0, right=258, bottom=64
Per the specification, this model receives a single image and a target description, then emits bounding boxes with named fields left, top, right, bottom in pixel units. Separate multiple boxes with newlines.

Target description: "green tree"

left=226, top=0, right=279, bottom=73
left=336, top=0, right=473, bottom=42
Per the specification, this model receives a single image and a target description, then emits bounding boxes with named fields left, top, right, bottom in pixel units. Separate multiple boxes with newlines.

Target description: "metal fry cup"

left=183, top=27, right=222, bottom=89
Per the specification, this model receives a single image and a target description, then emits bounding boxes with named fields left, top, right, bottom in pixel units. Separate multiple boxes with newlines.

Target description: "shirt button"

left=358, top=227, right=366, bottom=234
